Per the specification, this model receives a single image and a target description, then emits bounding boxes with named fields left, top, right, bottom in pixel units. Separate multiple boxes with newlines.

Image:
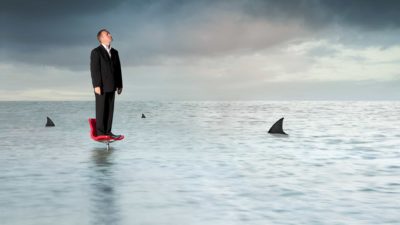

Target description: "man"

left=90, top=28, right=123, bottom=138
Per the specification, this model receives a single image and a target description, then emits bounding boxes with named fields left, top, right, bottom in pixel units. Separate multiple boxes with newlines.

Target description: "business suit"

left=90, top=44, right=123, bottom=135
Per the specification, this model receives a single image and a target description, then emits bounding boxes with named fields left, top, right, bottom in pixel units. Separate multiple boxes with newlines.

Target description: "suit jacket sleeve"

left=115, top=51, right=123, bottom=88
left=90, top=49, right=102, bottom=88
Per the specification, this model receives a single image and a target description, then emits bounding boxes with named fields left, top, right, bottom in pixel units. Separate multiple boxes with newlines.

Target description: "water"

left=0, top=101, right=399, bottom=225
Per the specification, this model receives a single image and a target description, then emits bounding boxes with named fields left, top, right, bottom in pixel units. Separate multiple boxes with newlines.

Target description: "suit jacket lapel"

left=99, top=45, right=111, bottom=61
left=110, top=49, right=116, bottom=61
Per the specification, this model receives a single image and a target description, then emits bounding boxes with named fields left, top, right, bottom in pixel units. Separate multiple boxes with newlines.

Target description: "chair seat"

left=88, top=118, right=124, bottom=142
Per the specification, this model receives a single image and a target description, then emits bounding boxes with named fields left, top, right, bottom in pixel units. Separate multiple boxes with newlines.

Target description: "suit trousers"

left=95, top=91, right=115, bottom=135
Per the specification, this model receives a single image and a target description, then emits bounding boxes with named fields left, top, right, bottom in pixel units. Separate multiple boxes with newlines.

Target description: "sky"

left=1, top=0, right=400, bottom=101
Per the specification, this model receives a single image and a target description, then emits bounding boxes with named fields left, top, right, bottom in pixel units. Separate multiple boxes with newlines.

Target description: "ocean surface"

left=0, top=101, right=399, bottom=225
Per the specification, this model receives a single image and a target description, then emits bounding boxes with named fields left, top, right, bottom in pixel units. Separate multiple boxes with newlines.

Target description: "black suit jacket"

left=90, top=45, right=123, bottom=93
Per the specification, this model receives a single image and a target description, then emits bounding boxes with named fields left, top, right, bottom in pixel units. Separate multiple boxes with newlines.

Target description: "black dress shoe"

left=109, top=132, right=121, bottom=139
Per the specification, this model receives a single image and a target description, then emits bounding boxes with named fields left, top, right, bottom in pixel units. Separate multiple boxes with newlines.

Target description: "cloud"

left=1, top=0, right=400, bottom=100
left=286, top=40, right=400, bottom=82
left=2, top=0, right=400, bottom=69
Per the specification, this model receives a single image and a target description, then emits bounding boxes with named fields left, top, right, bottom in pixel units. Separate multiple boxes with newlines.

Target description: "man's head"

left=97, top=29, right=113, bottom=45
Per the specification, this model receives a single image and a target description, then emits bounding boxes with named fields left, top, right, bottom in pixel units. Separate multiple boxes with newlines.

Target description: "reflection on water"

left=90, top=149, right=120, bottom=225
left=0, top=101, right=399, bottom=225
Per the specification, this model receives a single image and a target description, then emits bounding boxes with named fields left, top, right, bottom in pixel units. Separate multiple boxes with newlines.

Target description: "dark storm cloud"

left=1, top=0, right=400, bottom=70
left=241, top=0, right=400, bottom=30
left=1, top=0, right=126, bottom=48
left=3, top=0, right=399, bottom=45
left=319, top=0, right=400, bottom=29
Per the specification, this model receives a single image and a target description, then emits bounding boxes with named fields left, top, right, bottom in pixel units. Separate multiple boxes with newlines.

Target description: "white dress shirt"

left=101, top=43, right=112, bottom=57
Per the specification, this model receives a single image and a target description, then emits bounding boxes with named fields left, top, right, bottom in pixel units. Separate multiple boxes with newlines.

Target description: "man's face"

left=100, top=31, right=113, bottom=44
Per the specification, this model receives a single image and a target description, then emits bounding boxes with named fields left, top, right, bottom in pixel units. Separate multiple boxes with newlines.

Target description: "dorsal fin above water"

left=46, top=117, right=55, bottom=127
left=268, top=117, right=287, bottom=135
left=142, top=113, right=146, bottom=118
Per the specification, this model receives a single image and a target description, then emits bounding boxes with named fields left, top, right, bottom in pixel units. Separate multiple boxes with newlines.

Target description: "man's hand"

left=117, top=87, right=123, bottom=95
left=94, top=87, right=101, bottom=95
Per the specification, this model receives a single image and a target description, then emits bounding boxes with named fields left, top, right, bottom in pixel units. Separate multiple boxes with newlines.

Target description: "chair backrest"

left=88, top=118, right=97, bottom=137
